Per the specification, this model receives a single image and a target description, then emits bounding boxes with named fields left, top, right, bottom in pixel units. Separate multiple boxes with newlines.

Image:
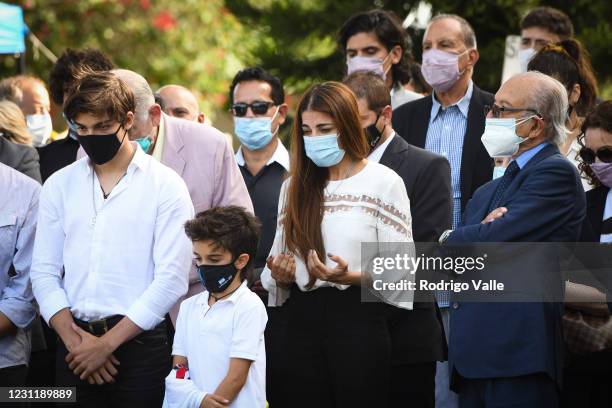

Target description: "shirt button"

left=452, top=302, right=459, bottom=309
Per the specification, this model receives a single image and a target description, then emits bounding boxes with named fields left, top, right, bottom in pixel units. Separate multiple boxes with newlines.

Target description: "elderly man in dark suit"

left=391, top=14, right=493, bottom=406
left=345, top=70, right=451, bottom=408
left=440, top=71, right=586, bottom=407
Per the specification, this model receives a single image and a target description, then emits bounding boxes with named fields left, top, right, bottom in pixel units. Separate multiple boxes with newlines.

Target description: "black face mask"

left=77, top=125, right=127, bottom=165
left=197, top=261, right=239, bottom=293
left=364, top=112, right=385, bottom=151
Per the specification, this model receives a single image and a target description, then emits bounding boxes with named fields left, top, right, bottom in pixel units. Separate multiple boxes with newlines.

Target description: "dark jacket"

left=379, top=134, right=451, bottom=364
left=392, top=84, right=494, bottom=212
left=0, top=137, right=41, bottom=183
left=36, top=135, right=80, bottom=183
left=447, top=143, right=586, bottom=388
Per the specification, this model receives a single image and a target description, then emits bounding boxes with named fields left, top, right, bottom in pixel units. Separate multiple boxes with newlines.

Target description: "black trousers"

left=279, top=285, right=391, bottom=408
left=55, top=323, right=170, bottom=408
left=389, top=361, right=436, bottom=408
left=0, top=365, right=28, bottom=408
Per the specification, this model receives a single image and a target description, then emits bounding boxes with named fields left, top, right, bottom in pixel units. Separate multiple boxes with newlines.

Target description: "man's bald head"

left=111, top=68, right=161, bottom=142
left=157, top=84, right=204, bottom=123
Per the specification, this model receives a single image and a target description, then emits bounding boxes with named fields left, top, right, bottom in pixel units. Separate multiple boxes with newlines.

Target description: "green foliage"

left=227, top=0, right=612, bottom=96
left=0, top=0, right=256, bottom=117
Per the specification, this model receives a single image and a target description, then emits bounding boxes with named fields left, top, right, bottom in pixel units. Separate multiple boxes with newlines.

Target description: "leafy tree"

left=1, top=0, right=256, bottom=116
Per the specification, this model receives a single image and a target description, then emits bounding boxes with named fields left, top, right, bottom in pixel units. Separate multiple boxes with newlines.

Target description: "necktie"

left=489, top=160, right=520, bottom=211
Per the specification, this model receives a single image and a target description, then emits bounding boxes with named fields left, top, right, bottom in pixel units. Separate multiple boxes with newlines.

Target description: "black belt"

left=74, top=315, right=124, bottom=336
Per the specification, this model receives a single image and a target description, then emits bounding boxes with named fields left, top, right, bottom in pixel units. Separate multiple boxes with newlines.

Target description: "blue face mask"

left=234, top=108, right=279, bottom=150
left=492, top=166, right=506, bottom=180
left=303, top=134, right=346, bottom=167
left=136, top=137, right=152, bottom=153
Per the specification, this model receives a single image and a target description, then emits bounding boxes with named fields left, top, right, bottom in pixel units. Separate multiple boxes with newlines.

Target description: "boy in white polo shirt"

left=164, top=206, right=268, bottom=408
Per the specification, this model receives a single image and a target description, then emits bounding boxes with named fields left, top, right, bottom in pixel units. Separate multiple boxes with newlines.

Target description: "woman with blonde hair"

left=0, top=100, right=32, bottom=146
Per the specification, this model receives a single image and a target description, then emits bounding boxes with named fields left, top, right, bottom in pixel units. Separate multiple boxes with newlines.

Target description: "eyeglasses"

left=231, top=101, right=275, bottom=117
left=579, top=145, right=612, bottom=164
left=484, top=104, right=542, bottom=119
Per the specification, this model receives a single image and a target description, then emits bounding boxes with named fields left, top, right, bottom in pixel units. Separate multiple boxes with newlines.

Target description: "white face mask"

left=481, top=116, right=536, bottom=158
left=518, top=48, right=537, bottom=73
left=26, top=113, right=53, bottom=146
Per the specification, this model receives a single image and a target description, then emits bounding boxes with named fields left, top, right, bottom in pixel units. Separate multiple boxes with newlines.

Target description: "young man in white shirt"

left=30, top=71, right=194, bottom=407
left=164, top=206, right=267, bottom=408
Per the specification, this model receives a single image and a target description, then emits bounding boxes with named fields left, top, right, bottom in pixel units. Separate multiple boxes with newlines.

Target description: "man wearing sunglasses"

left=439, top=71, right=586, bottom=407
left=228, top=67, right=289, bottom=406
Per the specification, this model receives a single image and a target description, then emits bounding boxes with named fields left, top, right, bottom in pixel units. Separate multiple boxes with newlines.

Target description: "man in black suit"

left=345, top=70, right=451, bottom=408
left=37, top=48, right=114, bottom=182
left=391, top=15, right=494, bottom=407
left=0, top=136, right=41, bottom=183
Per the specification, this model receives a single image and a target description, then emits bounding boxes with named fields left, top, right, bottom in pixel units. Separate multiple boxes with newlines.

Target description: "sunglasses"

left=579, top=145, right=612, bottom=164
left=231, top=101, right=275, bottom=117
left=484, top=104, right=541, bottom=119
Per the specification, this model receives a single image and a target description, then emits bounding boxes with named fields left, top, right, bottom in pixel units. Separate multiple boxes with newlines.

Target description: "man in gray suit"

left=0, top=137, right=41, bottom=183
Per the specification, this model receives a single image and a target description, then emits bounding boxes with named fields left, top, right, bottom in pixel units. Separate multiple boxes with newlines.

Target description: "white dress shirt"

left=165, top=281, right=267, bottom=408
left=31, top=144, right=194, bottom=330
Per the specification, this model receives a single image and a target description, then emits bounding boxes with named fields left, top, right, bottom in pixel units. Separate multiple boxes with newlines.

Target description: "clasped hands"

left=65, top=323, right=120, bottom=385
left=266, top=250, right=350, bottom=286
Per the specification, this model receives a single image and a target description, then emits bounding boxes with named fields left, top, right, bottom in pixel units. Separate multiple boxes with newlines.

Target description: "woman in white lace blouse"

left=261, top=82, right=413, bottom=407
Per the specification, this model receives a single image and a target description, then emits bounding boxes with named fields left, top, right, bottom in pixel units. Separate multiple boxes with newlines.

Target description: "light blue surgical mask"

left=136, top=137, right=152, bottom=153
left=234, top=108, right=279, bottom=150
left=303, top=134, right=346, bottom=167
left=62, top=112, right=78, bottom=140
left=492, top=166, right=506, bottom=180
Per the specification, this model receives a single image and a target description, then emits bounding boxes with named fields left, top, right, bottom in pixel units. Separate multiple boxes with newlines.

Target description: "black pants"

left=55, top=323, right=170, bottom=408
left=389, top=361, right=436, bottom=408
left=0, top=365, right=28, bottom=408
left=0, top=364, right=28, bottom=386
left=280, top=286, right=391, bottom=408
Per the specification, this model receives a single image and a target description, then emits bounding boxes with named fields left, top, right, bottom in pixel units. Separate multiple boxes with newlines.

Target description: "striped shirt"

left=424, top=81, right=473, bottom=307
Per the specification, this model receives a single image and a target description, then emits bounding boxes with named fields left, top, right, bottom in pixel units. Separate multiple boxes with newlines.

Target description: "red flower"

left=153, top=11, right=177, bottom=32
left=139, top=0, right=151, bottom=10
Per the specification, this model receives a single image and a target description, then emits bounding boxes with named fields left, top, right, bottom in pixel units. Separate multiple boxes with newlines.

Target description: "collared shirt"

left=30, top=143, right=194, bottom=330
left=512, top=142, right=548, bottom=169
left=236, top=140, right=289, bottom=269
left=0, top=163, right=39, bottom=369
left=367, top=132, right=396, bottom=163
left=425, top=81, right=473, bottom=307
left=152, top=114, right=167, bottom=161
left=170, top=281, right=267, bottom=408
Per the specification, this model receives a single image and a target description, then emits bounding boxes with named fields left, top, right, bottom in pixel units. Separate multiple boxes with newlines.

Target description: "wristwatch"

left=438, top=229, right=453, bottom=244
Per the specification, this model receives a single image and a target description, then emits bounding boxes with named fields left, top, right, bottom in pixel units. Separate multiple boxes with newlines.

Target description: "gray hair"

left=519, top=71, right=569, bottom=146
left=430, top=14, right=477, bottom=49
left=111, top=69, right=155, bottom=123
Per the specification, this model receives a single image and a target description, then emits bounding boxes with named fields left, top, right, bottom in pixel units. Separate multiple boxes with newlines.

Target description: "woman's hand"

left=267, top=253, right=296, bottom=287
left=307, top=250, right=357, bottom=285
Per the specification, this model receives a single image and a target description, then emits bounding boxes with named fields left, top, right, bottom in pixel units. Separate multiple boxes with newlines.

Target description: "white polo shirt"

left=172, top=281, right=267, bottom=407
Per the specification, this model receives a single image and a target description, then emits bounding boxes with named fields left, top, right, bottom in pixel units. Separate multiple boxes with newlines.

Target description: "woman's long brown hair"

left=283, top=82, right=369, bottom=287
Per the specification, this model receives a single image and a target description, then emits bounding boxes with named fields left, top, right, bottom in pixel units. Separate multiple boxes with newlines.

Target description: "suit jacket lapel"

left=495, top=144, right=559, bottom=207
left=587, top=186, right=609, bottom=238
left=413, top=98, right=432, bottom=148
left=160, top=114, right=186, bottom=176
left=380, top=135, right=408, bottom=169
left=460, top=86, right=487, bottom=207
